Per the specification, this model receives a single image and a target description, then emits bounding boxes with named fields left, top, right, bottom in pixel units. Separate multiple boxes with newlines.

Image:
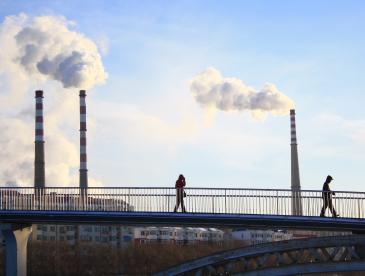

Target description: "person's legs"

left=328, top=200, right=338, bottom=217
left=181, top=190, right=186, bottom=213
left=174, top=189, right=181, bottom=212
left=320, top=199, right=329, bottom=217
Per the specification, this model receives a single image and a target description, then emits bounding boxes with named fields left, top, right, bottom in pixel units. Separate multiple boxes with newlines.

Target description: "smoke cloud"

left=0, top=14, right=105, bottom=187
left=190, top=67, right=294, bottom=119
left=6, top=14, right=107, bottom=89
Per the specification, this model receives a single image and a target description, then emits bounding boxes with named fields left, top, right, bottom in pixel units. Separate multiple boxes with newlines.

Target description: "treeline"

left=26, top=241, right=248, bottom=275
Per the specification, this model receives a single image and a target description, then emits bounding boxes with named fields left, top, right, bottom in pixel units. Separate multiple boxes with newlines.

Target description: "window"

left=50, top=226, right=56, bottom=232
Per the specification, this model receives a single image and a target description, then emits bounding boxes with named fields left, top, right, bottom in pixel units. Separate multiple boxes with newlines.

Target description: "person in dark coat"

left=320, top=175, right=339, bottom=217
left=173, top=174, right=186, bottom=213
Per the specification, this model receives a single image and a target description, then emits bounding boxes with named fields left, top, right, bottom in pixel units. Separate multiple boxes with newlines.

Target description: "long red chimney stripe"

left=36, top=116, right=43, bottom=123
left=80, top=138, right=86, bottom=145
left=36, top=129, right=44, bottom=135
left=80, top=155, right=87, bottom=162
left=80, top=106, right=86, bottom=113
left=36, top=103, right=43, bottom=109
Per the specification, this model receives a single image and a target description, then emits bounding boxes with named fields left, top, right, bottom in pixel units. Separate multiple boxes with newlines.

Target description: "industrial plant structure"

left=290, top=109, right=303, bottom=216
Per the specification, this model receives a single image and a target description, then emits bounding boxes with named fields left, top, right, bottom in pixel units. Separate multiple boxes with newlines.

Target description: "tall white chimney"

left=79, top=90, right=88, bottom=190
left=34, top=90, right=45, bottom=189
left=290, top=109, right=302, bottom=216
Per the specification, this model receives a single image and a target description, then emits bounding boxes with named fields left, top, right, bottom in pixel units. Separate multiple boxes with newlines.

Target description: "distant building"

left=32, top=224, right=134, bottom=247
left=230, top=229, right=293, bottom=245
left=31, top=225, right=224, bottom=246
left=133, top=227, right=224, bottom=244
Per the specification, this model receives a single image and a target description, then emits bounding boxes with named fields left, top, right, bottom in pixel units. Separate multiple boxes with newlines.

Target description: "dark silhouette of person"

left=173, top=174, right=186, bottom=213
left=320, top=175, right=339, bottom=217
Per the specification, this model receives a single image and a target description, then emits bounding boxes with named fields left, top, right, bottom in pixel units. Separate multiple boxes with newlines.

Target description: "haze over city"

left=1, top=0, right=365, bottom=192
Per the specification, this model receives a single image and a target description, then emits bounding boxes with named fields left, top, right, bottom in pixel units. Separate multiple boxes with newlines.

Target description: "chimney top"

left=79, top=90, right=86, bottom=97
left=35, top=90, right=43, bottom=98
left=290, top=109, right=295, bottom=115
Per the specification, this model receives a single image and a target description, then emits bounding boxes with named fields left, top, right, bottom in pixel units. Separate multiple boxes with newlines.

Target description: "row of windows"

left=140, top=231, right=222, bottom=239
left=37, top=235, right=74, bottom=241
left=37, top=225, right=133, bottom=234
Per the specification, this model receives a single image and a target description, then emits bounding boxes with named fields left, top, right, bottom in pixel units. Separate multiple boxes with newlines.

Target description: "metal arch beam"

left=154, top=235, right=365, bottom=276
left=241, top=261, right=365, bottom=276
left=1, top=211, right=365, bottom=231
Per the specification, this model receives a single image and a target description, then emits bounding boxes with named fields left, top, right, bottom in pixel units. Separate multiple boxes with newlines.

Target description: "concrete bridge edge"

left=1, top=224, right=32, bottom=276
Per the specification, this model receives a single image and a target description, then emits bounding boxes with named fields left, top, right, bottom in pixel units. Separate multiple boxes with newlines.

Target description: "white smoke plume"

left=5, top=14, right=107, bottom=89
left=190, top=67, right=294, bottom=119
left=0, top=14, right=106, bottom=187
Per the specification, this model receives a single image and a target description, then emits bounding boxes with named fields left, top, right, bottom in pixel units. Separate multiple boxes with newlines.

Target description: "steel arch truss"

left=155, top=235, right=365, bottom=275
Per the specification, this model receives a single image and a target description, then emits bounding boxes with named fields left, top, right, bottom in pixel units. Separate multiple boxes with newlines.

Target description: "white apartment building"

left=133, top=227, right=224, bottom=244
left=231, top=229, right=293, bottom=245
left=32, top=224, right=134, bottom=247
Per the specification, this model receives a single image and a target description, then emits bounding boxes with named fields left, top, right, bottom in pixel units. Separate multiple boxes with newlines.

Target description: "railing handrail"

left=0, top=186, right=365, bottom=195
left=1, top=186, right=364, bottom=219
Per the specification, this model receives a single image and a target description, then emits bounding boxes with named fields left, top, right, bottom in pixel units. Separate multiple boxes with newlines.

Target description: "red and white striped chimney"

left=79, top=90, right=88, bottom=189
left=34, top=90, right=45, bottom=188
left=290, top=109, right=302, bottom=215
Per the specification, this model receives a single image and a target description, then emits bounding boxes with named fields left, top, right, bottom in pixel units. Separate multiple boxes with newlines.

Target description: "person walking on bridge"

left=320, top=175, right=339, bottom=217
left=173, top=174, right=186, bottom=213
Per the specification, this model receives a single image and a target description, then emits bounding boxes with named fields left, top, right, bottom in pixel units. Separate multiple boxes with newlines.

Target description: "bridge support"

left=0, top=224, right=32, bottom=276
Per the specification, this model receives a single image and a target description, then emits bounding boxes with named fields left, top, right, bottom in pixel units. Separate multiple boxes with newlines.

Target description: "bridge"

left=1, top=186, right=365, bottom=275
left=155, top=235, right=365, bottom=275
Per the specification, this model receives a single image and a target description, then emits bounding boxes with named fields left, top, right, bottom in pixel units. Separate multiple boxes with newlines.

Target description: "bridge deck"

left=1, top=211, right=365, bottom=231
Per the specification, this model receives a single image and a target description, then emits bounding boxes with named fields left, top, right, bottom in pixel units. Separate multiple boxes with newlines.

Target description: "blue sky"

left=1, top=1, right=365, bottom=191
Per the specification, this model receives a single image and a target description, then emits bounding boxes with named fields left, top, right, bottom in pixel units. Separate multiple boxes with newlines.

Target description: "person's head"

left=178, top=174, right=185, bottom=181
left=325, top=175, right=333, bottom=183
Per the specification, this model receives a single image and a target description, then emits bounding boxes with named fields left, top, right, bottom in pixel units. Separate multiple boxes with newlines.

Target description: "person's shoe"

left=333, top=214, right=340, bottom=218
left=320, top=214, right=325, bottom=217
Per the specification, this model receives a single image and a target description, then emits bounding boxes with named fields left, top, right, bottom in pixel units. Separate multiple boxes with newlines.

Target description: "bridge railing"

left=0, top=187, right=364, bottom=218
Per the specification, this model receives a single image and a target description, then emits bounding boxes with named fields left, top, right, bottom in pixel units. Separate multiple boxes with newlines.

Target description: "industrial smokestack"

left=290, top=109, right=302, bottom=216
left=34, top=90, right=45, bottom=188
left=79, top=90, right=88, bottom=190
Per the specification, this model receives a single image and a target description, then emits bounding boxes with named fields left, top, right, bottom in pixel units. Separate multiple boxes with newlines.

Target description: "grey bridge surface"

left=1, top=211, right=365, bottom=231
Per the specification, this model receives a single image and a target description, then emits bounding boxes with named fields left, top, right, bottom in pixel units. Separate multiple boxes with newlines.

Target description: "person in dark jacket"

left=320, top=175, right=338, bottom=217
left=173, top=174, right=186, bottom=213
